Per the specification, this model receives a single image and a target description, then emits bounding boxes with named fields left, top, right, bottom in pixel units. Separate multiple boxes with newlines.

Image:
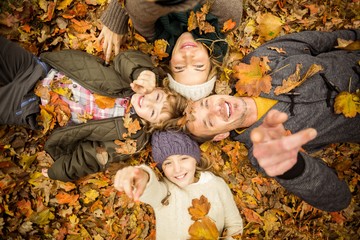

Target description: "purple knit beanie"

left=151, top=131, right=201, bottom=170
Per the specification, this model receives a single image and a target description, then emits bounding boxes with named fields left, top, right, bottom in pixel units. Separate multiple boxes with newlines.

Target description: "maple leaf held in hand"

left=233, top=56, right=272, bottom=97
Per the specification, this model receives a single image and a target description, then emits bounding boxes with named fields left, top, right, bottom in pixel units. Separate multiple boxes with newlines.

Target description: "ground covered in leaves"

left=0, top=0, right=359, bottom=239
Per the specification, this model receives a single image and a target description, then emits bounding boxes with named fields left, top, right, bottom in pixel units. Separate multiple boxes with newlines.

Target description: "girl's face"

left=131, top=88, right=170, bottom=123
left=162, top=154, right=197, bottom=188
left=170, top=32, right=211, bottom=86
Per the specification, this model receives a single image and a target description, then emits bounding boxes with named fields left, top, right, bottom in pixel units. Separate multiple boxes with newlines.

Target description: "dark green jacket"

left=40, top=50, right=158, bottom=182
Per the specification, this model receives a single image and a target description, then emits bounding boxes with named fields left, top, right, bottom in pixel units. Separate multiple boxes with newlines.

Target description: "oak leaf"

left=334, top=91, right=360, bottom=118
left=233, top=56, right=272, bottom=97
left=114, top=139, right=137, bottom=155
left=122, top=113, right=141, bottom=137
left=274, top=63, right=323, bottom=95
left=188, top=195, right=211, bottom=221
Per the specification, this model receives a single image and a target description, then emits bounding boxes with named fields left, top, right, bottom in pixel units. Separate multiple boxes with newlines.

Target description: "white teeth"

left=175, top=174, right=186, bottom=179
left=139, top=97, right=144, bottom=107
left=225, top=102, right=230, bottom=118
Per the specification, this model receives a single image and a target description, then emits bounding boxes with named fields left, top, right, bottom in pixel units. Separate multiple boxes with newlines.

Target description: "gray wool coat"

left=231, top=29, right=360, bottom=212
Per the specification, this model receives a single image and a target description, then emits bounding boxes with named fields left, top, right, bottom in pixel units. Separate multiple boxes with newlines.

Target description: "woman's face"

left=170, top=32, right=211, bottom=85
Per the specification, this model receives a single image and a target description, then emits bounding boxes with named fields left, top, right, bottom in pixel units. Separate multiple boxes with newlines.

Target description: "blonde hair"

left=141, top=87, right=189, bottom=133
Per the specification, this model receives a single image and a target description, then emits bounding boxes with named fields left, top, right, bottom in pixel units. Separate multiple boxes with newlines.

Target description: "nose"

left=173, top=161, right=181, bottom=173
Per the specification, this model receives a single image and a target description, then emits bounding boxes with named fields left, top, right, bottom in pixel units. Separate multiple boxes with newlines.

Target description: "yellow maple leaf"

left=334, top=91, right=360, bottom=118
left=274, top=63, right=323, bottom=95
left=188, top=195, right=211, bottom=221
left=84, top=189, right=100, bottom=204
left=57, top=0, right=73, bottom=10
left=153, top=39, right=169, bottom=60
left=30, top=209, right=55, bottom=226
left=93, top=94, right=116, bottom=109
left=188, top=216, right=219, bottom=240
left=19, top=154, right=37, bottom=170
left=233, top=56, right=272, bottom=97
left=256, top=13, right=283, bottom=42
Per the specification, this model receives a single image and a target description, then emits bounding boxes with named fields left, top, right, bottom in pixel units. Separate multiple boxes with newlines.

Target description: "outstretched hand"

left=113, top=166, right=149, bottom=201
left=97, top=25, right=126, bottom=63
left=130, top=70, right=156, bottom=94
left=250, top=109, right=317, bottom=177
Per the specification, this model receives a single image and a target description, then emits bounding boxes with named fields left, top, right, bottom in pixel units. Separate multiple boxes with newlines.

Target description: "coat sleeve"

left=45, top=118, right=150, bottom=182
left=100, top=0, right=129, bottom=35
left=217, top=178, right=243, bottom=238
left=244, top=29, right=360, bottom=62
left=275, top=152, right=351, bottom=212
left=138, top=165, right=169, bottom=208
left=113, top=50, right=161, bottom=86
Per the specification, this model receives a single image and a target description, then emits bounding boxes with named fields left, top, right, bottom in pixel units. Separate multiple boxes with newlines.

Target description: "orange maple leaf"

left=70, top=19, right=92, bottom=34
left=233, top=56, right=272, bottom=97
left=188, top=216, right=219, bottom=240
left=56, top=192, right=79, bottom=205
left=188, top=195, right=211, bottom=221
left=17, top=199, right=33, bottom=218
left=93, top=94, right=116, bottom=109
left=222, top=19, right=236, bottom=33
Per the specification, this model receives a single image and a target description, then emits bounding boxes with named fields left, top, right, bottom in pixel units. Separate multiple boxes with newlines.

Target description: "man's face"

left=186, top=95, right=247, bottom=140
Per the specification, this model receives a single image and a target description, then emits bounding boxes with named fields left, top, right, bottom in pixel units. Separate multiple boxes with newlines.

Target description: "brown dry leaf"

left=268, top=46, right=286, bottom=54
left=336, top=38, right=360, bottom=51
left=256, top=13, right=283, bottom=42
left=96, top=146, right=108, bottom=165
left=188, top=216, right=219, bottom=240
left=153, top=39, right=169, bottom=60
left=93, top=94, right=116, bottom=109
left=188, top=195, right=211, bottom=221
left=215, top=79, right=232, bottom=95
left=77, top=112, right=93, bottom=123
left=233, top=56, right=272, bottom=97
left=222, top=19, right=237, bottom=33
left=17, top=199, right=33, bottom=218
left=134, top=33, right=147, bottom=43
left=334, top=91, right=360, bottom=118
left=187, top=11, right=197, bottom=32
left=242, top=208, right=263, bottom=224
left=274, top=63, right=323, bottom=95
left=114, top=139, right=137, bottom=155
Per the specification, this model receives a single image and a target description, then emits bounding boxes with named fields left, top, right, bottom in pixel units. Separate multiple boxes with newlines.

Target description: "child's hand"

left=113, top=166, right=149, bottom=201
left=130, top=70, right=156, bottom=94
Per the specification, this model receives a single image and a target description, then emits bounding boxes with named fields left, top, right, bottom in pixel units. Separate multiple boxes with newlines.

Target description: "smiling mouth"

left=181, top=42, right=197, bottom=49
left=225, top=101, right=231, bottom=118
left=175, top=173, right=187, bottom=180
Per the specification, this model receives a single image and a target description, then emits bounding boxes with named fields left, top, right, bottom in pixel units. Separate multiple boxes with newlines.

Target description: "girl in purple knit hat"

left=113, top=130, right=243, bottom=239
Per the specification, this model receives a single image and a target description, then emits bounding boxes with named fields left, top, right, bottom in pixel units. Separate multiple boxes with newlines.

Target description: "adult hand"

left=250, top=109, right=317, bottom=177
left=113, top=166, right=149, bottom=201
left=97, top=25, right=126, bottom=63
left=130, top=70, right=156, bottom=94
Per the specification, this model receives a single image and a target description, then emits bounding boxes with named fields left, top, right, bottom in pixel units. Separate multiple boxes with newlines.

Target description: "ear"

left=212, top=132, right=230, bottom=142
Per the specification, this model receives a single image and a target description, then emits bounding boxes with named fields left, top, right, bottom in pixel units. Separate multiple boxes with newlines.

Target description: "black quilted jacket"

left=39, top=50, right=157, bottom=182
